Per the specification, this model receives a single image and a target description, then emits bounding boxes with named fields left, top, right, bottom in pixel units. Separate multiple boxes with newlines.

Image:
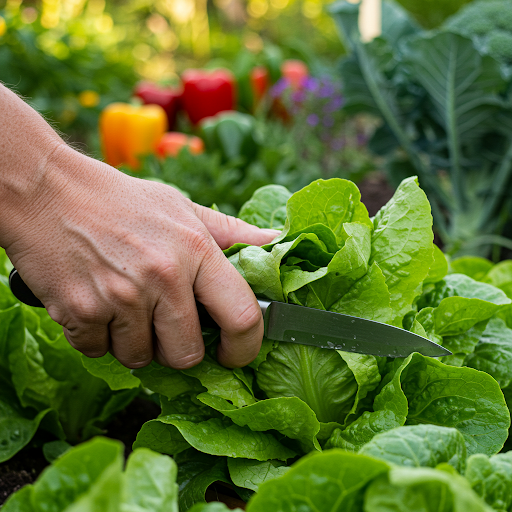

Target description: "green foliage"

left=8, top=435, right=510, bottom=512
left=359, top=425, right=467, bottom=472
left=2, top=437, right=179, bottom=512
left=0, top=6, right=137, bottom=151
left=129, top=113, right=372, bottom=216
left=126, top=177, right=512, bottom=509
left=5, top=179, right=512, bottom=508
left=331, top=0, right=512, bottom=257
left=445, top=0, right=512, bottom=68
left=0, top=257, right=139, bottom=460
left=394, top=0, right=473, bottom=29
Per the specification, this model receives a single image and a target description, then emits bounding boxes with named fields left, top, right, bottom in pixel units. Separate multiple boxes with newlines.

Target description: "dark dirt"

left=0, top=447, right=48, bottom=505
left=0, top=396, right=161, bottom=506
left=358, top=171, right=396, bottom=217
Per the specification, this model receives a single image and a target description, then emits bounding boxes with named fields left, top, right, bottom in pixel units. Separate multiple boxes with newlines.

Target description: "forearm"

left=0, top=84, right=68, bottom=248
left=0, top=84, right=119, bottom=253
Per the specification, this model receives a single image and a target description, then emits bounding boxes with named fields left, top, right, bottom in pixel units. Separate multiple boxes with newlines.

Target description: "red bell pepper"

left=250, top=66, right=269, bottom=107
left=181, top=69, right=236, bottom=125
left=134, top=81, right=182, bottom=130
left=281, top=59, right=309, bottom=90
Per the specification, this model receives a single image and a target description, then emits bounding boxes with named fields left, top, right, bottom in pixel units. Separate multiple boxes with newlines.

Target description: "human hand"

left=4, top=146, right=278, bottom=369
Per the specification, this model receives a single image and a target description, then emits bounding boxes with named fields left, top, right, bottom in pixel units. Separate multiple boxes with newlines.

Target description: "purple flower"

left=331, top=96, right=344, bottom=109
left=323, top=96, right=344, bottom=114
left=270, top=78, right=290, bottom=98
left=307, top=114, right=319, bottom=126
left=291, top=90, right=306, bottom=103
left=303, top=76, right=320, bottom=92
left=318, top=84, right=336, bottom=98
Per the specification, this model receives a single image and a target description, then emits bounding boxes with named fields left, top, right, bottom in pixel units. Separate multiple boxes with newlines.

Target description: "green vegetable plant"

left=2, top=437, right=179, bottom=512
left=329, top=0, right=512, bottom=257
left=78, top=176, right=512, bottom=509
left=128, top=116, right=369, bottom=216
left=7, top=428, right=512, bottom=512
left=445, top=0, right=512, bottom=71
left=199, top=111, right=261, bottom=166
left=4, top=176, right=512, bottom=509
left=0, top=251, right=139, bottom=463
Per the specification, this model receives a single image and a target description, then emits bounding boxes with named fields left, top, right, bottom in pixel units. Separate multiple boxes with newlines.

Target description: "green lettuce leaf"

left=465, top=318, right=512, bottom=389
left=238, top=184, right=291, bottom=230
left=121, top=447, right=179, bottom=512
left=197, top=393, right=321, bottom=452
left=450, top=256, right=493, bottom=282
left=330, top=261, right=392, bottom=323
left=133, top=362, right=205, bottom=400
left=369, top=176, right=434, bottom=326
left=465, top=451, right=512, bottom=512
left=365, top=465, right=492, bottom=512
left=273, top=178, right=372, bottom=250
left=484, top=260, right=512, bottom=299
left=326, top=353, right=510, bottom=455
left=255, top=344, right=358, bottom=424
left=134, top=415, right=296, bottom=462
left=0, top=297, right=137, bottom=451
left=174, top=450, right=230, bottom=512
left=359, top=425, right=467, bottom=473
left=81, top=353, right=140, bottom=391
left=424, top=244, right=449, bottom=285
left=227, top=458, right=288, bottom=492
left=246, top=450, right=389, bottom=512
left=181, top=356, right=255, bottom=407
left=305, top=222, right=372, bottom=310
left=3, top=437, right=180, bottom=512
left=2, top=437, right=124, bottom=512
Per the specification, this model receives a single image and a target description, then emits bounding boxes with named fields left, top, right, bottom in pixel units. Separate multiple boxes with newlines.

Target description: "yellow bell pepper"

left=99, top=103, right=168, bottom=169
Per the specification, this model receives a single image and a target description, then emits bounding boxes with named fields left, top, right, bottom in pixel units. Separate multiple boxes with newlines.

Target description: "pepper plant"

left=330, top=0, right=512, bottom=257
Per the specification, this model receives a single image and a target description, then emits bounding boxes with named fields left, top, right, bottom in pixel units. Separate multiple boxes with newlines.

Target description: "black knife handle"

left=8, top=268, right=270, bottom=329
left=9, top=268, right=44, bottom=308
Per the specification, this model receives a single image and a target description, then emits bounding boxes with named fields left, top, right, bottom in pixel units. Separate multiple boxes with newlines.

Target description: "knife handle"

left=8, top=268, right=270, bottom=329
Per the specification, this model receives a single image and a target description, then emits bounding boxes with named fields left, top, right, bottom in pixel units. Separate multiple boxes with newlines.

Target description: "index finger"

left=194, top=249, right=263, bottom=368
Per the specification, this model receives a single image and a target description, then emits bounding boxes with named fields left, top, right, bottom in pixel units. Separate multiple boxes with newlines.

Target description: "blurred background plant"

left=0, top=0, right=486, bottom=217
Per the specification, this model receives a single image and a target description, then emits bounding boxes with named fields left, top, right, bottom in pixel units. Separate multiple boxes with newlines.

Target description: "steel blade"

left=264, top=301, right=451, bottom=358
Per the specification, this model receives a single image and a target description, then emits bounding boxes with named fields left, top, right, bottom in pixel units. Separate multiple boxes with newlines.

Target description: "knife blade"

left=9, top=268, right=451, bottom=358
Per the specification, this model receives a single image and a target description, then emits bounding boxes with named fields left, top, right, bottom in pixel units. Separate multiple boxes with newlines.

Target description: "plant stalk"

left=478, top=137, right=512, bottom=232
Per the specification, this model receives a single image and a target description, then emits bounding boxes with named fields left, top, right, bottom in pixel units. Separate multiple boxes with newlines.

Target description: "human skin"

left=0, top=84, right=278, bottom=369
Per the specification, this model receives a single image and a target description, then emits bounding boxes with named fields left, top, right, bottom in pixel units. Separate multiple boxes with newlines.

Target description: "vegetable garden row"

left=3, top=0, right=512, bottom=510
left=3, top=174, right=512, bottom=510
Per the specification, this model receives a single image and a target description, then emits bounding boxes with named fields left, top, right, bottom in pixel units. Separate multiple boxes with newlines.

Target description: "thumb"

left=191, top=203, right=280, bottom=249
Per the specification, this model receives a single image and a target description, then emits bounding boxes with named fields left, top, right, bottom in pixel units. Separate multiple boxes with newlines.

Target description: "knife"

left=8, top=268, right=451, bottom=358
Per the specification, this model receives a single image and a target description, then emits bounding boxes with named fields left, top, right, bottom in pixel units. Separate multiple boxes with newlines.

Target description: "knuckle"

left=71, top=299, right=103, bottom=324
left=231, top=301, right=262, bottom=335
left=147, top=253, right=181, bottom=282
left=46, top=305, right=68, bottom=327
left=110, top=282, right=140, bottom=308
left=186, top=226, right=214, bottom=255
left=168, top=350, right=205, bottom=370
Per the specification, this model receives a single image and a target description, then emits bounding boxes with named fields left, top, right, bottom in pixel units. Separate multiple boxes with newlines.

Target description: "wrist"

left=0, top=143, right=116, bottom=254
